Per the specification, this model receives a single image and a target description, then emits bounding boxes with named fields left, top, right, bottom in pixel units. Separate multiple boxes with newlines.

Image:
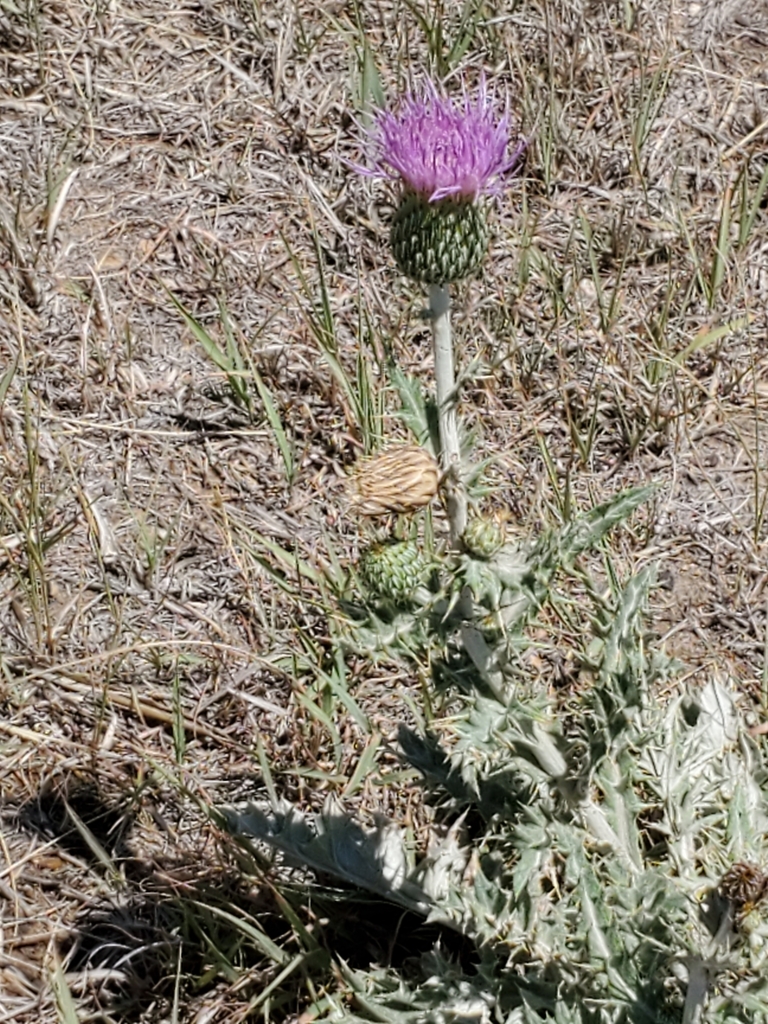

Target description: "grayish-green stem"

left=682, top=960, right=709, bottom=1024
left=428, top=283, right=467, bottom=544
left=681, top=908, right=732, bottom=1024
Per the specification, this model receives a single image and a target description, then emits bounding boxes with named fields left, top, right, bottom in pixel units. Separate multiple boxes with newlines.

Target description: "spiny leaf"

left=555, top=485, right=654, bottom=562
left=221, top=797, right=435, bottom=917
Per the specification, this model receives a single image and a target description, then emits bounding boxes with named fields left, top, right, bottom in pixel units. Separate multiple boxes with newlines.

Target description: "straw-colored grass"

left=1, top=0, right=768, bottom=1020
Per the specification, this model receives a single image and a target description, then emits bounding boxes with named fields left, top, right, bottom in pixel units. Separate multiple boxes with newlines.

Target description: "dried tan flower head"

left=347, top=444, right=439, bottom=516
left=719, top=862, right=768, bottom=920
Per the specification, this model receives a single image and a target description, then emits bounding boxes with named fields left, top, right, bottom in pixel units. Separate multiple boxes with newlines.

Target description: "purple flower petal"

left=355, top=77, right=524, bottom=203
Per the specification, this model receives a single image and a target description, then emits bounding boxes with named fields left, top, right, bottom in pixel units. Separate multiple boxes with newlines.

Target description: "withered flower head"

left=719, top=861, right=768, bottom=920
left=347, top=444, right=439, bottom=516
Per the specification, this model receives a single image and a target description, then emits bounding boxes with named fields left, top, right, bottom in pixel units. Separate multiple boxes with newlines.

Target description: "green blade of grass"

left=359, top=40, right=384, bottom=112
left=294, top=687, right=343, bottom=758
left=256, top=734, right=280, bottom=810
left=677, top=208, right=711, bottom=305
left=578, top=211, right=608, bottom=332
left=535, top=428, right=571, bottom=521
left=165, top=289, right=251, bottom=408
left=190, top=900, right=291, bottom=966
left=737, top=161, right=768, bottom=249
left=311, top=659, right=370, bottom=734
left=166, top=290, right=231, bottom=373
left=246, top=949, right=329, bottom=1015
left=709, top=181, right=733, bottom=304
left=171, top=667, right=186, bottom=764
left=246, top=530, right=325, bottom=588
left=672, top=316, right=751, bottom=366
left=219, top=298, right=254, bottom=415
left=343, top=731, right=381, bottom=798
left=281, top=223, right=371, bottom=441
left=51, top=957, right=80, bottom=1024
left=445, top=0, right=486, bottom=71
left=0, top=348, right=18, bottom=407
left=251, top=363, right=296, bottom=485
left=631, top=54, right=672, bottom=168
left=63, top=798, right=122, bottom=884
left=354, top=29, right=385, bottom=119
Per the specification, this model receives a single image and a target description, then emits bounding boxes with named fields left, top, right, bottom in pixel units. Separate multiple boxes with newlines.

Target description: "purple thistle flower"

left=356, top=77, right=525, bottom=203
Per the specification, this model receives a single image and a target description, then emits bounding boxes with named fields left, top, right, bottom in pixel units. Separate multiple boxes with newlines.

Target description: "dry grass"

left=1, top=0, right=768, bottom=1020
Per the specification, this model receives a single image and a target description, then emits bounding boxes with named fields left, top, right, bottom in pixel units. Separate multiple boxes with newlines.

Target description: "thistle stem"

left=428, top=283, right=466, bottom=545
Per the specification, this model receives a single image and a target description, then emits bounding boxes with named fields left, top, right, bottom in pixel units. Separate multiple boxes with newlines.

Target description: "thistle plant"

left=354, top=78, right=525, bottom=543
left=218, top=70, right=768, bottom=1024
left=223, top=492, right=768, bottom=1022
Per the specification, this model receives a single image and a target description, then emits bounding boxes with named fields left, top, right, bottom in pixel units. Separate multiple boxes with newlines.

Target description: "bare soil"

left=1, top=0, right=767, bottom=1020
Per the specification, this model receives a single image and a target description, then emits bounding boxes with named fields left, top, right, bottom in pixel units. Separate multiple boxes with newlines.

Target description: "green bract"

left=359, top=538, right=428, bottom=606
left=462, top=515, right=506, bottom=559
left=390, top=193, right=489, bottom=285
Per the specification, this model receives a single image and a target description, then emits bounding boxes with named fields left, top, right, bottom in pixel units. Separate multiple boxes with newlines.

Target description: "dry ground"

left=1, top=0, right=768, bottom=1020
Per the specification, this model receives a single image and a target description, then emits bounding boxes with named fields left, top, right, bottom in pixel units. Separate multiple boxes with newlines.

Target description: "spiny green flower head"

left=359, top=539, right=428, bottom=606
left=356, top=76, right=525, bottom=284
left=463, top=514, right=506, bottom=559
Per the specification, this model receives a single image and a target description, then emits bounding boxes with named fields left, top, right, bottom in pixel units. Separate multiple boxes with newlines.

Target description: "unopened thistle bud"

left=359, top=539, right=428, bottom=606
left=463, top=514, right=507, bottom=559
left=347, top=444, right=439, bottom=517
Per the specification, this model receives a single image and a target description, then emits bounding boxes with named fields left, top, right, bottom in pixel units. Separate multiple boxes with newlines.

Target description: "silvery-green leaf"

left=221, top=796, right=434, bottom=917
left=555, top=486, right=654, bottom=563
